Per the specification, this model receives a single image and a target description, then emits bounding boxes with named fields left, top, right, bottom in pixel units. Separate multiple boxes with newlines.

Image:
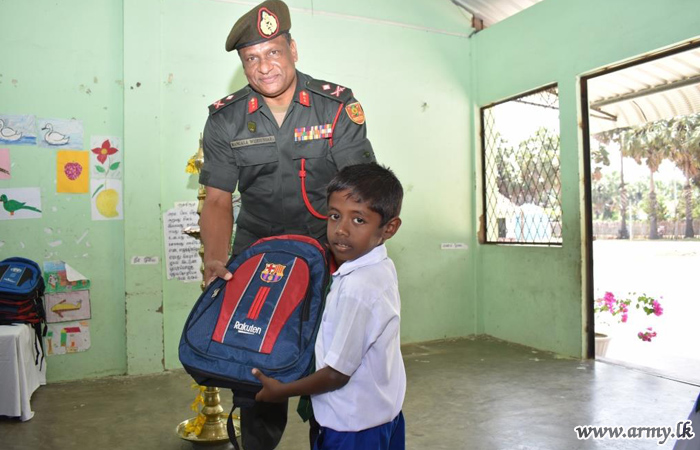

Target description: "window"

left=481, top=85, right=562, bottom=245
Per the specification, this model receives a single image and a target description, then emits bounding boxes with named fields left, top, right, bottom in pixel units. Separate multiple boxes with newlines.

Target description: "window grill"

left=481, top=86, right=562, bottom=245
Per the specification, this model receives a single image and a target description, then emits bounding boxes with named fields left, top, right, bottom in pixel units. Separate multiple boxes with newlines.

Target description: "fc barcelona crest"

left=261, top=263, right=286, bottom=283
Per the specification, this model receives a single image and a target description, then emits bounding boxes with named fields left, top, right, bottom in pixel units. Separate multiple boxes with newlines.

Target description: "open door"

left=582, top=41, right=700, bottom=384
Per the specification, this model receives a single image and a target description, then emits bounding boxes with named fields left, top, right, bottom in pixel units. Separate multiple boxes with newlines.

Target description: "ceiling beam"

left=590, top=74, right=700, bottom=108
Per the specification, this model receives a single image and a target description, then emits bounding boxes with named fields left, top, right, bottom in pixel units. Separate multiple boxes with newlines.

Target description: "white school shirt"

left=311, top=244, right=406, bottom=432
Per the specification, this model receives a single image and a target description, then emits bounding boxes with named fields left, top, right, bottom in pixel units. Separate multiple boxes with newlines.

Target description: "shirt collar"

left=292, top=71, right=311, bottom=107
left=247, top=71, right=310, bottom=114
left=333, top=244, right=388, bottom=278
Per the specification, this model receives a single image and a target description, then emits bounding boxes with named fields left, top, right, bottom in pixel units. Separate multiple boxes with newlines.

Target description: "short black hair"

left=327, top=163, right=403, bottom=226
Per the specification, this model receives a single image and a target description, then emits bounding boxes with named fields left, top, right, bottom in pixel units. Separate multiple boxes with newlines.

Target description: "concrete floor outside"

left=593, top=240, right=700, bottom=385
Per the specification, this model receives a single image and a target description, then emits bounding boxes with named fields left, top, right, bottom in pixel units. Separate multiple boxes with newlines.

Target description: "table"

left=0, top=324, right=46, bottom=421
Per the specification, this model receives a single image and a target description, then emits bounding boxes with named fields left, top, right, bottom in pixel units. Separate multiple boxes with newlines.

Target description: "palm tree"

left=667, top=115, right=700, bottom=238
left=621, top=122, right=670, bottom=239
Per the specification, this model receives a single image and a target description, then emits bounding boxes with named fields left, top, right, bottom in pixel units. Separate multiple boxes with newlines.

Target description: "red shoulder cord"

left=299, top=102, right=345, bottom=221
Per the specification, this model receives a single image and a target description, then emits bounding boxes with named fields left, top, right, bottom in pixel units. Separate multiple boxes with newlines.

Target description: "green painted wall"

left=1, top=0, right=476, bottom=381
left=472, top=0, right=700, bottom=357
left=9, top=0, right=695, bottom=381
left=157, top=0, right=477, bottom=369
left=0, top=0, right=126, bottom=381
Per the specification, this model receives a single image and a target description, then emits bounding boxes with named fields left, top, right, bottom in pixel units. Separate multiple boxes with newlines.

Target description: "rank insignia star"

left=322, top=84, right=331, bottom=91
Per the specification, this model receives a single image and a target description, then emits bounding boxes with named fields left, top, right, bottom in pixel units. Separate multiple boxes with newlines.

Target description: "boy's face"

left=326, top=189, right=401, bottom=265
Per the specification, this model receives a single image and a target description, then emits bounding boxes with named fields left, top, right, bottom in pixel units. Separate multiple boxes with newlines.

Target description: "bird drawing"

left=0, top=119, right=23, bottom=142
left=0, top=194, right=42, bottom=215
left=42, top=123, right=70, bottom=146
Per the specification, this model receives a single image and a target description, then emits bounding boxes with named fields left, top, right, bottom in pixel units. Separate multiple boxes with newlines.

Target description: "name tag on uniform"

left=294, top=124, right=333, bottom=142
left=230, top=136, right=276, bottom=148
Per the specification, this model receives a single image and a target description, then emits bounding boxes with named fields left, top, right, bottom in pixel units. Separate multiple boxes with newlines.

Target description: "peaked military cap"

left=225, top=0, right=292, bottom=52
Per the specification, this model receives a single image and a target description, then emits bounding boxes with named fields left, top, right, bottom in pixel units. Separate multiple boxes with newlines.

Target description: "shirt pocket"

left=292, top=140, right=334, bottom=202
left=234, top=144, right=279, bottom=193
left=292, top=139, right=330, bottom=161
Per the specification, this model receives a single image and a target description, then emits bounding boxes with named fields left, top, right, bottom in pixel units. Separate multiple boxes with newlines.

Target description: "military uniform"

left=200, top=1, right=374, bottom=448
left=200, top=70, right=375, bottom=255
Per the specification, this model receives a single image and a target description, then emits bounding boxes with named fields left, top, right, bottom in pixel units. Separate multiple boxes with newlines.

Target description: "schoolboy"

left=252, top=163, right=406, bottom=450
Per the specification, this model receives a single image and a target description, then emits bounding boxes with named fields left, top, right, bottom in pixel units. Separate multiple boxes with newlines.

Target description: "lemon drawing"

left=96, top=188, right=119, bottom=217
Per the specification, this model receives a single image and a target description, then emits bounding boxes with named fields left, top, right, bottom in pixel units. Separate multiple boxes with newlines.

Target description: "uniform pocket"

left=234, top=145, right=279, bottom=193
left=292, top=139, right=330, bottom=161
left=234, top=144, right=279, bottom=166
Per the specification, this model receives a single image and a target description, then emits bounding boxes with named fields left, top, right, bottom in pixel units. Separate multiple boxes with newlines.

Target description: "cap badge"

left=257, top=7, right=279, bottom=38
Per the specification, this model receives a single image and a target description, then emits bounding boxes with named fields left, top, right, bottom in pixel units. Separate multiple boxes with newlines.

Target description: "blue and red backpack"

left=0, top=257, right=47, bottom=368
left=178, top=235, right=331, bottom=444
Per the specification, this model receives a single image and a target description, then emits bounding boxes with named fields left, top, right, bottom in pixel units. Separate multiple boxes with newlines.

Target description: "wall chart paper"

left=46, top=321, right=90, bottom=355
left=90, top=136, right=122, bottom=180
left=0, top=114, right=36, bottom=146
left=37, top=118, right=84, bottom=149
left=0, top=148, right=10, bottom=179
left=57, top=150, right=89, bottom=193
left=45, top=290, right=91, bottom=323
left=163, top=202, right=202, bottom=282
left=43, top=261, right=90, bottom=293
left=91, top=179, right=123, bottom=220
left=0, top=187, right=42, bottom=219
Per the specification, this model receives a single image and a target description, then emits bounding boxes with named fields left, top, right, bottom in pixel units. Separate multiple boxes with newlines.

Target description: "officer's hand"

left=203, top=260, right=232, bottom=287
left=252, top=368, right=286, bottom=403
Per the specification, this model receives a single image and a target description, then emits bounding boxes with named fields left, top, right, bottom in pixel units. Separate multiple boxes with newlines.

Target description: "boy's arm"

left=252, top=366, right=350, bottom=403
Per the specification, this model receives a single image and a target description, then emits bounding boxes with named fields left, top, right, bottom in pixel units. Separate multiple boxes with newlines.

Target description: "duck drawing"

left=51, top=299, right=83, bottom=318
left=0, top=194, right=42, bottom=215
left=42, top=123, right=70, bottom=146
left=0, top=119, right=23, bottom=142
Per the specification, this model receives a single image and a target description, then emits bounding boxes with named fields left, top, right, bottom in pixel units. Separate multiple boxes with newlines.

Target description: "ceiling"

left=451, top=1, right=700, bottom=134
left=451, top=0, right=543, bottom=28
left=587, top=47, right=700, bottom=133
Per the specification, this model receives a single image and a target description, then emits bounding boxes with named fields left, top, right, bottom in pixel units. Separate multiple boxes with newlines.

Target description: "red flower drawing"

left=91, top=139, right=118, bottom=164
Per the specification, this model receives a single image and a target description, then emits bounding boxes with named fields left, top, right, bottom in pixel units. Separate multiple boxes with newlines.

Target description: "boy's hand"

left=252, top=368, right=287, bottom=403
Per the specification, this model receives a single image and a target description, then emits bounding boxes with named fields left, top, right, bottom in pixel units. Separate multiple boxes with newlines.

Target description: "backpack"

left=178, top=234, right=331, bottom=448
left=0, top=257, right=47, bottom=368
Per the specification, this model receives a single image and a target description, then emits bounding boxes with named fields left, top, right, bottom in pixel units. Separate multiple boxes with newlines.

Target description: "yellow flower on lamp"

left=185, top=134, right=205, bottom=175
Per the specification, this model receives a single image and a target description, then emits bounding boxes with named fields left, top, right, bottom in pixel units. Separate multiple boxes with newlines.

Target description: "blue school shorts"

left=313, top=411, right=405, bottom=450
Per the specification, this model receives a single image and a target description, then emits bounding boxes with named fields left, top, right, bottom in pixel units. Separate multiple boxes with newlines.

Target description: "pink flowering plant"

left=594, top=292, right=664, bottom=342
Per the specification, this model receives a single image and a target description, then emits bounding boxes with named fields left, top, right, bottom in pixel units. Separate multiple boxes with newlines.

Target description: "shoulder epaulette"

left=305, top=78, right=354, bottom=103
left=208, top=86, right=251, bottom=115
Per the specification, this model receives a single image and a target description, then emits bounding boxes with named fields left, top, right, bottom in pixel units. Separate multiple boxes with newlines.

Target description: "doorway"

left=582, top=41, right=700, bottom=385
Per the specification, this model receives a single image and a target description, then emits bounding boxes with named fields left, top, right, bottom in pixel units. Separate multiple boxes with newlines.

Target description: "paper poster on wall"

left=37, top=118, right=84, bottom=149
left=43, top=261, right=90, bottom=293
left=0, top=187, right=42, bottom=219
left=46, top=320, right=91, bottom=355
left=90, top=137, right=122, bottom=180
left=163, top=202, right=203, bottom=282
left=0, top=114, right=36, bottom=146
left=56, top=150, right=89, bottom=193
left=91, top=179, right=123, bottom=220
left=0, top=149, right=10, bottom=179
left=45, top=291, right=91, bottom=323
